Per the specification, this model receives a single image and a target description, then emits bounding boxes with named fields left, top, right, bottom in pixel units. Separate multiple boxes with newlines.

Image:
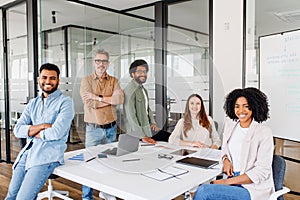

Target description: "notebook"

left=101, top=134, right=140, bottom=156
left=176, top=157, right=219, bottom=169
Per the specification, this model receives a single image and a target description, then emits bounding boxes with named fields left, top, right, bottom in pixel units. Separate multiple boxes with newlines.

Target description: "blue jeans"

left=85, top=123, right=117, bottom=147
left=194, top=172, right=251, bottom=200
left=82, top=123, right=117, bottom=200
left=5, top=149, right=59, bottom=200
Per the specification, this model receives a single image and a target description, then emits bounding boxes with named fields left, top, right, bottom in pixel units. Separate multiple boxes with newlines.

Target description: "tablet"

left=171, top=149, right=197, bottom=156
left=176, top=157, right=219, bottom=169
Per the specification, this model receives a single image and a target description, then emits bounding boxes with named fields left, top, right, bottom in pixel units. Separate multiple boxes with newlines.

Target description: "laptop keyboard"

left=101, top=147, right=118, bottom=155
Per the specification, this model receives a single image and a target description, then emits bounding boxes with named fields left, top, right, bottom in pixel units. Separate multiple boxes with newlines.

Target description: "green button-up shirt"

left=123, top=79, right=156, bottom=138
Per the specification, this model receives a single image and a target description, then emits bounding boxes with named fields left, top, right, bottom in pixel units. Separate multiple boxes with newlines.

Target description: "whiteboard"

left=260, top=30, right=300, bottom=142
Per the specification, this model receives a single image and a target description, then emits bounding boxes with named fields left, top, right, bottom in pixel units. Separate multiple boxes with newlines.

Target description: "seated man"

left=5, top=63, right=74, bottom=200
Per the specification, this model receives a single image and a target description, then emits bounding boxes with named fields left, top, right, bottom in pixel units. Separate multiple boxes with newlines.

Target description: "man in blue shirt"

left=5, top=63, right=75, bottom=200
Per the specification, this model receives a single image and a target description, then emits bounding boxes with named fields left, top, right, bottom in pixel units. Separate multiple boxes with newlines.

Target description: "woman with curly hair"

left=168, top=94, right=221, bottom=149
left=194, top=87, right=274, bottom=200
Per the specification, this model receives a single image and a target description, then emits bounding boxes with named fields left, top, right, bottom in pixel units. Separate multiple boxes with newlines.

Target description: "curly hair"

left=183, top=94, right=212, bottom=137
left=129, top=59, right=149, bottom=77
left=223, top=87, right=269, bottom=123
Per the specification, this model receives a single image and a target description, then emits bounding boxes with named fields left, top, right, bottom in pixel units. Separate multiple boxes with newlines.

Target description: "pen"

left=141, top=143, right=155, bottom=146
left=122, top=158, right=141, bottom=162
left=86, top=157, right=96, bottom=162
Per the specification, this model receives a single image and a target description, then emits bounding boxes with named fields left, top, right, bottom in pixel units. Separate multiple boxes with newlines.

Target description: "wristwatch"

left=98, top=95, right=103, bottom=102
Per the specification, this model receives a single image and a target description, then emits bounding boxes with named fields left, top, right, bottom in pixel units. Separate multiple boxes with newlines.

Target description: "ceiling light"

left=273, top=10, right=300, bottom=23
left=52, top=11, right=56, bottom=24
left=194, top=32, right=198, bottom=41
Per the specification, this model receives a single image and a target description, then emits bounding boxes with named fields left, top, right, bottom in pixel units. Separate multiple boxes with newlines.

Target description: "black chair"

left=151, top=129, right=171, bottom=142
left=270, top=155, right=290, bottom=200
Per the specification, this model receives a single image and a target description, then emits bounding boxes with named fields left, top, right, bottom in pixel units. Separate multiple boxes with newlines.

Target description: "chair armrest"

left=269, top=187, right=290, bottom=200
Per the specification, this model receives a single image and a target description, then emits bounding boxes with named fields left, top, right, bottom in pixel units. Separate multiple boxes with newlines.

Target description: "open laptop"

left=101, top=134, right=140, bottom=156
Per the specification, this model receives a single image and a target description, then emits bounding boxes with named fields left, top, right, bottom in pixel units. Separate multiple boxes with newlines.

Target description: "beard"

left=135, top=76, right=147, bottom=84
left=40, top=83, right=59, bottom=95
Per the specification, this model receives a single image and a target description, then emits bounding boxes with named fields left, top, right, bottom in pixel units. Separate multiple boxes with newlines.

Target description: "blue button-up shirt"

left=13, top=89, right=74, bottom=170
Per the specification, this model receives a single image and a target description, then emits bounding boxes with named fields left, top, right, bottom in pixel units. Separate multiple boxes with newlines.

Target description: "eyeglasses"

left=94, top=59, right=109, bottom=65
left=158, top=153, right=174, bottom=160
left=135, top=70, right=147, bottom=75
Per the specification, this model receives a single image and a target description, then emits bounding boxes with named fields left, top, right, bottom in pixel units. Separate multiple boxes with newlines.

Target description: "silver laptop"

left=101, top=134, right=140, bottom=156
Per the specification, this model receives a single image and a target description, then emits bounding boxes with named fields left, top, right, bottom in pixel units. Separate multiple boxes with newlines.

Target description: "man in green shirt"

left=123, top=59, right=170, bottom=143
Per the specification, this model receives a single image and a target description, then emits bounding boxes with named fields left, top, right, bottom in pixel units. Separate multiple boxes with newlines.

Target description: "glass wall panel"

left=117, top=17, right=155, bottom=115
left=39, top=1, right=155, bottom=148
left=39, top=0, right=212, bottom=145
left=167, top=0, right=209, bottom=127
left=128, top=6, right=154, bottom=20
left=40, top=0, right=120, bottom=33
left=39, top=0, right=212, bottom=148
left=6, top=2, right=28, bottom=161
left=169, top=0, right=209, bottom=35
left=41, top=29, right=66, bottom=74
left=245, top=0, right=258, bottom=88
left=0, top=9, right=4, bottom=160
left=118, top=14, right=154, bottom=36
left=246, top=0, right=300, bottom=197
left=68, top=27, right=123, bottom=142
left=167, top=27, right=209, bottom=119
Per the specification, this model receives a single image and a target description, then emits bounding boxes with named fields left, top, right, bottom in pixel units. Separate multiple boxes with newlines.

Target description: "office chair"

left=37, top=174, right=72, bottom=200
left=269, top=154, right=290, bottom=200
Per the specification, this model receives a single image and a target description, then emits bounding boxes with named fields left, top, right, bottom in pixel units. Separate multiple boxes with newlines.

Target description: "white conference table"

left=54, top=142, right=222, bottom=200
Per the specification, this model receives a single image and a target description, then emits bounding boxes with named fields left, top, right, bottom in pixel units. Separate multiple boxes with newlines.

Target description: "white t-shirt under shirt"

left=228, top=123, right=249, bottom=172
left=141, top=86, right=149, bottom=115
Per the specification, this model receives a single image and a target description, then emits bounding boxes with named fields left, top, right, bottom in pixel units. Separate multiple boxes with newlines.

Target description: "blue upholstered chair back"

left=272, top=155, right=286, bottom=200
